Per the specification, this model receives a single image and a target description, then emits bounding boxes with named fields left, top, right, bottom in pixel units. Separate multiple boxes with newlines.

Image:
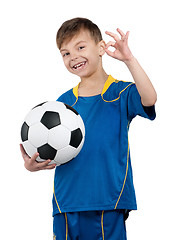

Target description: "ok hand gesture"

left=105, top=28, right=134, bottom=62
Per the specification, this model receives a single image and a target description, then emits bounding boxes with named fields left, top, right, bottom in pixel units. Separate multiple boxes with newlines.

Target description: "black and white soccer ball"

left=21, top=101, right=85, bottom=166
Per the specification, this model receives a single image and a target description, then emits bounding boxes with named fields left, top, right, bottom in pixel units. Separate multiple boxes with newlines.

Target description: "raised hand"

left=105, top=28, right=134, bottom=62
left=20, top=144, right=56, bottom=172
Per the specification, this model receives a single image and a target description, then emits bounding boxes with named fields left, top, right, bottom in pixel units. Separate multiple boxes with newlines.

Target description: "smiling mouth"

left=72, top=61, right=87, bottom=70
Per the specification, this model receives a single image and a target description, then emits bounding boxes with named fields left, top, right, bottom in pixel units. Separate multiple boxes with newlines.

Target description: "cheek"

left=64, top=61, right=68, bottom=69
left=63, top=59, right=70, bottom=70
left=63, top=60, right=75, bottom=74
left=89, top=55, right=100, bottom=68
left=87, top=48, right=100, bottom=64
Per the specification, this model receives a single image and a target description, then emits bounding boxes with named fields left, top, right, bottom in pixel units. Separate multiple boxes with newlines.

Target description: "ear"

left=99, top=40, right=106, bottom=56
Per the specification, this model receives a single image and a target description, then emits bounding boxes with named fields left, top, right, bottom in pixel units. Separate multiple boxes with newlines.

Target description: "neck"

left=78, top=68, right=109, bottom=97
left=80, top=69, right=108, bottom=87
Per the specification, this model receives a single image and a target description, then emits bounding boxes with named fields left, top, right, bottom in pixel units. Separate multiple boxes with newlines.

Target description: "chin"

left=69, top=70, right=90, bottom=79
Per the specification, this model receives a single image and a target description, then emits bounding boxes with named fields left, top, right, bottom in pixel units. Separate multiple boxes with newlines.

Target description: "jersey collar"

left=72, top=75, right=118, bottom=99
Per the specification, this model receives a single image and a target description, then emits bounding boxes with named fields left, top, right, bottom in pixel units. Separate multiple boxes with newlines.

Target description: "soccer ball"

left=21, top=101, right=85, bottom=166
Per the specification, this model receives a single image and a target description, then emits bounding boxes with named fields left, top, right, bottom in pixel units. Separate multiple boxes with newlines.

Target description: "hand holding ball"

left=21, top=101, right=85, bottom=166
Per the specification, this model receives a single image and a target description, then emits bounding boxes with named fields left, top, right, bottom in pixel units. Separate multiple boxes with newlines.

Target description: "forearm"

left=124, top=57, right=157, bottom=106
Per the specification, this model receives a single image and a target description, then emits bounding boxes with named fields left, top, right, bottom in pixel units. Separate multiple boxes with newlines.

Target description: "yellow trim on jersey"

left=102, top=82, right=134, bottom=102
left=72, top=75, right=134, bottom=103
left=101, top=75, right=118, bottom=95
left=101, top=210, right=105, bottom=240
left=53, top=233, right=56, bottom=240
left=71, top=98, right=78, bottom=107
left=65, top=213, right=68, bottom=240
left=72, top=75, right=117, bottom=99
left=73, top=83, right=79, bottom=99
left=53, top=184, right=62, bottom=213
left=114, top=126, right=130, bottom=209
left=72, top=83, right=79, bottom=107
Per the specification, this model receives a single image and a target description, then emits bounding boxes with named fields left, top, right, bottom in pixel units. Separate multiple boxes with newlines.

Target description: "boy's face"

left=60, top=29, right=105, bottom=78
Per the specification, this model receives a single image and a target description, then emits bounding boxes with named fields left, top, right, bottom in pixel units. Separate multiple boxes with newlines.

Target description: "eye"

left=78, top=46, right=85, bottom=50
left=63, top=52, right=70, bottom=57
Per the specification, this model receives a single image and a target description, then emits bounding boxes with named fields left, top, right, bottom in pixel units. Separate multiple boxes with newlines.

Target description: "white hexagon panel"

left=54, top=145, right=78, bottom=165
left=22, top=140, right=37, bottom=158
left=28, top=122, right=49, bottom=148
left=24, top=105, right=45, bottom=126
left=48, top=125, right=71, bottom=150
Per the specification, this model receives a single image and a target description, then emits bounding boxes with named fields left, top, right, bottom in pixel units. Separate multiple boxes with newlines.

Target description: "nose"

left=70, top=50, right=79, bottom=61
left=71, top=55, right=78, bottom=61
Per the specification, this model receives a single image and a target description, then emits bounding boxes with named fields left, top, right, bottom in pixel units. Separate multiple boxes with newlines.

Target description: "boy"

left=20, top=18, right=157, bottom=239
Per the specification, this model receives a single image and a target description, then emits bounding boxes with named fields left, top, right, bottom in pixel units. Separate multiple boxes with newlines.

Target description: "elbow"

left=142, top=93, right=157, bottom=107
left=151, top=92, right=157, bottom=106
left=153, top=94, right=157, bottom=105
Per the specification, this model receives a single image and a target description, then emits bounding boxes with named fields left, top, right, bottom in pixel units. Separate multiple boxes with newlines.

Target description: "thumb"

left=105, top=41, right=115, bottom=49
left=30, top=152, right=39, bottom=163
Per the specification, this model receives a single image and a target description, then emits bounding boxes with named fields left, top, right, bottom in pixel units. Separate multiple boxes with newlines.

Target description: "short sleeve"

left=57, top=90, right=70, bottom=102
left=56, top=89, right=77, bottom=106
left=127, top=84, right=156, bottom=122
left=57, top=94, right=65, bottom=102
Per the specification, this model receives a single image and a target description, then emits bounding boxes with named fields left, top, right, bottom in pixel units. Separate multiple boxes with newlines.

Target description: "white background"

left=0, top=0, right=169, bottom=239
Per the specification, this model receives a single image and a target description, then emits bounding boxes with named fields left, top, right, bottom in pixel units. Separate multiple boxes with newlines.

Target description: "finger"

left=44, top=164, right=57, bottom=170
left=20, top=144, right=26, bottom=155
left=125, top=31, right=130, bottom=41
left=20, top=144, right=29, bottom=160
left=105, top=41, right=116, bottom=49
left=117, top=28, right=125, bottom=38
left=105, top=31, right=120, bottom=42
left=105, top=48, right=116, bottom=58
left=37, top=159, right=53, bottom=170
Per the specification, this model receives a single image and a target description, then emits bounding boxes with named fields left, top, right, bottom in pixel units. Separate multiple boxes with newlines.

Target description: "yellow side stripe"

left=65, top=213, right=68, bottom=240
left=53, top=233, right=56, bottom=240
left=114, top=135, right=130, bottom=209
left=53, top=184, right=61, bottom=213
left=101, top=210, right=105, bottom=240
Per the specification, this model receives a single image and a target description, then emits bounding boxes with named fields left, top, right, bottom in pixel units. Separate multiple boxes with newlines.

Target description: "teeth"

left=73, top=62, right=86, bottom=69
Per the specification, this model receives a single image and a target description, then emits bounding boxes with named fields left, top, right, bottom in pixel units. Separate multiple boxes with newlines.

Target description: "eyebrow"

left=60, top=40, right=87, bottom=52
left=75, top=40, right=87, bottom=46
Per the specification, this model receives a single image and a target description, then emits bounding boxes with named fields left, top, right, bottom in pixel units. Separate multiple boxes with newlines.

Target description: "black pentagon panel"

left=21, top=122, right=29, bottom=142
left=38, top=143, right=57, bottom=160
left=64, top=104, right=79, bottom=115
left=32, top=101, right=47, bottom=109
left=70, top=128, right=83, bottom=148
left=41, top=111, right=61, bottom=129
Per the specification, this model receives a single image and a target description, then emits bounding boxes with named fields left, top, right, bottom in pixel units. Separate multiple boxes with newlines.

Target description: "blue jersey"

left=53, top=75, right=156, bottom=216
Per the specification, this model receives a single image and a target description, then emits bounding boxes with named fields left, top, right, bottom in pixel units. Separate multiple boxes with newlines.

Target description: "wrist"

left=124, top=55, right=136, bottom=66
